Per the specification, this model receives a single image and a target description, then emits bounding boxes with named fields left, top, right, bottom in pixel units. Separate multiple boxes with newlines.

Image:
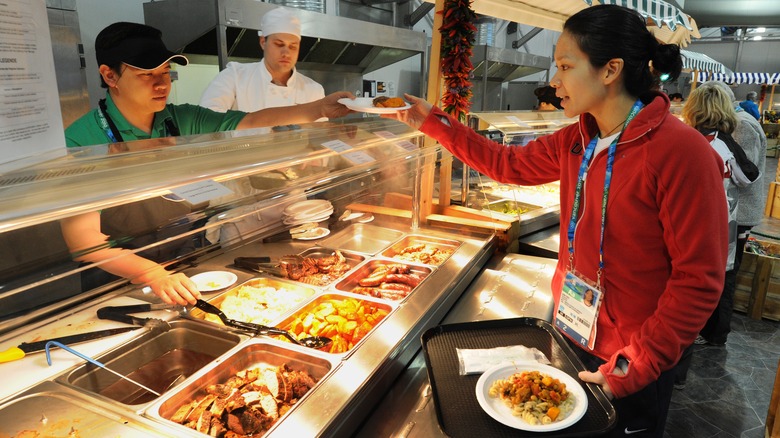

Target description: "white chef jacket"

left=200, top=60, right=326, bottom=118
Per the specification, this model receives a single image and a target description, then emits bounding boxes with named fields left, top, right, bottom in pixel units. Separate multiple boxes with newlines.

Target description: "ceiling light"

left=756, top=27, right=766, bottom=33
left=754, top=36, right=763, bottom=41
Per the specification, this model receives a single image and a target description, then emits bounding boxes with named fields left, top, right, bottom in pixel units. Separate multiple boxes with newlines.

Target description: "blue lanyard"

left=566, top=100, right=644, bottom=285
left=98, top=99, right=123, bottom=143
left=97, top=99, right=180, bottom=144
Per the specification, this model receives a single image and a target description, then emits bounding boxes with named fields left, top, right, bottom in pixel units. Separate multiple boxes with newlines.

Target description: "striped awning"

left=425, top=0, right=700, bottom=45
left=695, top=72, right=780, bottom=85
left=586, top=0, right=693, bottom=31
left=680, top=50, right=730, bottom=74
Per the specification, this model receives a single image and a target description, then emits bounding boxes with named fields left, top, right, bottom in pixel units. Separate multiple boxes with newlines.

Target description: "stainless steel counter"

left=0, top=223, right=495, bottom=438
left=355, top=252, right=557, bottom=437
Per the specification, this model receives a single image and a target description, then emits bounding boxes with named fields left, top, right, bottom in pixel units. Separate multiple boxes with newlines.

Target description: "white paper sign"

left=0, top=0, right=66, bottom=168
left=169, top=180, right=234, bottom=205
left=506, top=116, right=531, bottom=128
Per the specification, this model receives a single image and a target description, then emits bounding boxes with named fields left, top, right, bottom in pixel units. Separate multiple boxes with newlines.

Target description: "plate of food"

left=292, top=227, right=331, bottom=240
left=189, top=271, right=238, bottom=292
left=475, top=362, right=587, bottom=432
left=338, top=96, right=411, bottom=114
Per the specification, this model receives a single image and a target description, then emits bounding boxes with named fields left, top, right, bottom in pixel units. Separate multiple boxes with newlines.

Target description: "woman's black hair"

left=95, top=22, right=163, bottom=89
left=563, top=5, right=682, bottom=98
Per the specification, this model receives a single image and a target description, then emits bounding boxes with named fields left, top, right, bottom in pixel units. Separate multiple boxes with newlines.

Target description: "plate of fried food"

left=476, top=362, right=588, bottom=432
left=338, top=96, right=411, bottom=114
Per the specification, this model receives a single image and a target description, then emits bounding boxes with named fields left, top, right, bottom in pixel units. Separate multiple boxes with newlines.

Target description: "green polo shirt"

left=65, top=93, right=246, bottom=147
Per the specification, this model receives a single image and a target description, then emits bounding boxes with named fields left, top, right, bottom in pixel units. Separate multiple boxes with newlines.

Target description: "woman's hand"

left=383, top=93, right=433, bottom=130
left=147, top=272, right=201, bottom=306
left=578, top=369, right=615, bottom=400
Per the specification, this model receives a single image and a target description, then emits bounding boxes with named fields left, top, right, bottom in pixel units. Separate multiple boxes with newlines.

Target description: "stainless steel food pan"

left=276, top=292, right=395, bottom=356
left=146, top=339, right=338, bottom=437
left=0, top=381, right=182, bottom=437
left=319, top=223, right=404, bottom=255
left=484, top=199, right=543, bottom=216
left=186, top=277, right=318, bottom=328
left=334, top=258, right=432, bottom=302
left=290, top=247, right=365, bottom=287
left=58, top=319, right=241, bottom=409
left=380, top=235, right=461, bottom=266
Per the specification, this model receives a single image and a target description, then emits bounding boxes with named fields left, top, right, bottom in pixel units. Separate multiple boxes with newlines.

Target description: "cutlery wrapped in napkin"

left=456, top=345, right=550, bottom=375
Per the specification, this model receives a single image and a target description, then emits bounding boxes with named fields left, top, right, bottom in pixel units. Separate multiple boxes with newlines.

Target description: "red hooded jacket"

left=420, top=92, right=728, bottom=398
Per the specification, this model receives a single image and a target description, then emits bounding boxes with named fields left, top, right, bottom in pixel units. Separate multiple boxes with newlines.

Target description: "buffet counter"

left=0, top=118, right=504, bottom=437
left=354, top=252, right=558, bottom=437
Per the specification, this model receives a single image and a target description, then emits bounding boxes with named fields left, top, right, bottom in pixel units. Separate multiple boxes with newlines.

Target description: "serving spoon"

left=193, top=299, right=331, bottom=349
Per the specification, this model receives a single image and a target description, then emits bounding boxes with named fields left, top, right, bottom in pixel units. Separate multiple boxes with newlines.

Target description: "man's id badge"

left=555, top=271, right=602, bottom=350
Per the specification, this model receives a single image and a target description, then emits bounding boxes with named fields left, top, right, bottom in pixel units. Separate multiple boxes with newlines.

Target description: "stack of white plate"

left=282, top=199, right=334, bottom=226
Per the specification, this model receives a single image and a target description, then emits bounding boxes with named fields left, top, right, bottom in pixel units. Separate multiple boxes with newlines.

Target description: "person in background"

left=62, top=22, right=354, bottom=305
left=200, top=7, right=325, bottom=123
left=674, top=83, right=743, bottom=389
left=739, top=91, right=761, bottom=120
left=668, top=92, right=683, bottom=102
left=388, top=5, right=727, bottom=436
left=533, top=85, right=563, bottom=110
left=698, top=80, right=768, bottom=346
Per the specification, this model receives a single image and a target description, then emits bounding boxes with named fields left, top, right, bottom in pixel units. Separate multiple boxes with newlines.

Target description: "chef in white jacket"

left=200, top=7, right=326, bottom=244
left=200, top=7, right=325, bottom=124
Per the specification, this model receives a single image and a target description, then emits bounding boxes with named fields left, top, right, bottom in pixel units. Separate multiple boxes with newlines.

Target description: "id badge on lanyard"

left=556, top=271, right=602, bottom=350
left=553, top=99, right=644, bottom=350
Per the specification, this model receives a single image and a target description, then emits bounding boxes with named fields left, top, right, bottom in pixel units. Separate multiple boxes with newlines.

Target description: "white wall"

left=75, top=0, right=147, bottom=107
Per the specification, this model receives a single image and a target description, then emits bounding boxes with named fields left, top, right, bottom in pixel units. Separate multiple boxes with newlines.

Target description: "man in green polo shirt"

left=65, top=22, right=353, bottom=147
left=61, top=22, right=353, bottom=306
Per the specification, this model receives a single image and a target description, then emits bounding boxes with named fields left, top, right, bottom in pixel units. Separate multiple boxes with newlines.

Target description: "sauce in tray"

left=99, top=349, right=215, bottom=405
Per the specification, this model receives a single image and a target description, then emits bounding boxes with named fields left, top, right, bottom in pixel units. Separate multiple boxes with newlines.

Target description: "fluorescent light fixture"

left=756, top=27, right=766, bottom=33
left=754, top=36, right=763, bottom=41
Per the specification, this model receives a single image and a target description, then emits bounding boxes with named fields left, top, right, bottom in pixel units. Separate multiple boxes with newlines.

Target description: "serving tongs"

left=193, top=299, right=331, bottom=349
left=233, top=255, right=305, bottom=279
left=97, top=303, right=173, bottom=334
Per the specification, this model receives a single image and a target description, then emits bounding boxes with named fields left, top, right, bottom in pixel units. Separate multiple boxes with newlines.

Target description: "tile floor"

left=664, top=155, right=780, bottom=438
left=665, top=312, right=780, bottom=437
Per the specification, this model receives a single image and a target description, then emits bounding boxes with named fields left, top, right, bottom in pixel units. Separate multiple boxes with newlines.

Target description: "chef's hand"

left=383, top=93, right=433, bottom=130
left=147, top=272, right=201, bottom=306
left=320, top=91, right=356, bottom=119
left=578, top=369, right=615, bottom=400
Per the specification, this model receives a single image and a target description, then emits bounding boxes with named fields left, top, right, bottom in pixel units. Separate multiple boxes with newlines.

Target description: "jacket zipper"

left=570, top=124, right=652, bottom=270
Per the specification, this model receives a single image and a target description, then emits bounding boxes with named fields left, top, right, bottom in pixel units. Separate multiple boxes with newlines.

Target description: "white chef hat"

left=258, top=7, right=301, bottom=40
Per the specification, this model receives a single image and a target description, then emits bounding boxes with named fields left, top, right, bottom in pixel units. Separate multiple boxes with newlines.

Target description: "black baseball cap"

left=96, top=23, right=188, bottom=71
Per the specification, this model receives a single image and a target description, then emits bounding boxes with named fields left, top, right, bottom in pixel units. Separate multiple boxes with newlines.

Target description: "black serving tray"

left=421, top=317, right=616, bottom=437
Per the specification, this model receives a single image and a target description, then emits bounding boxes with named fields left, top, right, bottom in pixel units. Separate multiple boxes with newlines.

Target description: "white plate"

left=283, top=199, right=332, bottom=216
left=338, top=97, right=411, bottom=114
left=284, top=207, right=334, bottom=222
left=292, top=227, right=331, bottom=240
left=189, top=271, right=238, bottom=292
left=355, top=213, right=374, bottom=223
left=283, top=213, right=333, bottom=226
left=476, top=363, right=588, bottom=432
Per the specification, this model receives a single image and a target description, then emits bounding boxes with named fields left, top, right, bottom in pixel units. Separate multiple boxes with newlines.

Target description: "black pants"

left=699, top=224, right=751, bottom=344
left=699, top=268, right=736, bottom=344
left=568, top=339, right=676, bottom=437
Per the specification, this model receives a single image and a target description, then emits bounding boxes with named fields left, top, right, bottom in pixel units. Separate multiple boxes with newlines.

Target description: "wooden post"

left=690, top=70, right=699, bottom=91
left=749, top=255, right=773, bottom=320
left=768, top=358, right=780, bottom=437
left=417, top=0, right=446, bottom=222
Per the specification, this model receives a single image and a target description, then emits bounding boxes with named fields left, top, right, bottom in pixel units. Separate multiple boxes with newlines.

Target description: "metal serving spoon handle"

left=194, top=300, right=330, bottom=349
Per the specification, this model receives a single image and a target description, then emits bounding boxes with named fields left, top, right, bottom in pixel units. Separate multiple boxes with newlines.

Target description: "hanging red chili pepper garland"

left=439, top=0, right=476, bottom=122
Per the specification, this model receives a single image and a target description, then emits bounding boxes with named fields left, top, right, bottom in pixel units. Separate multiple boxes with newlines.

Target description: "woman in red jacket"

left=392, top=5, right=728, bottom=437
